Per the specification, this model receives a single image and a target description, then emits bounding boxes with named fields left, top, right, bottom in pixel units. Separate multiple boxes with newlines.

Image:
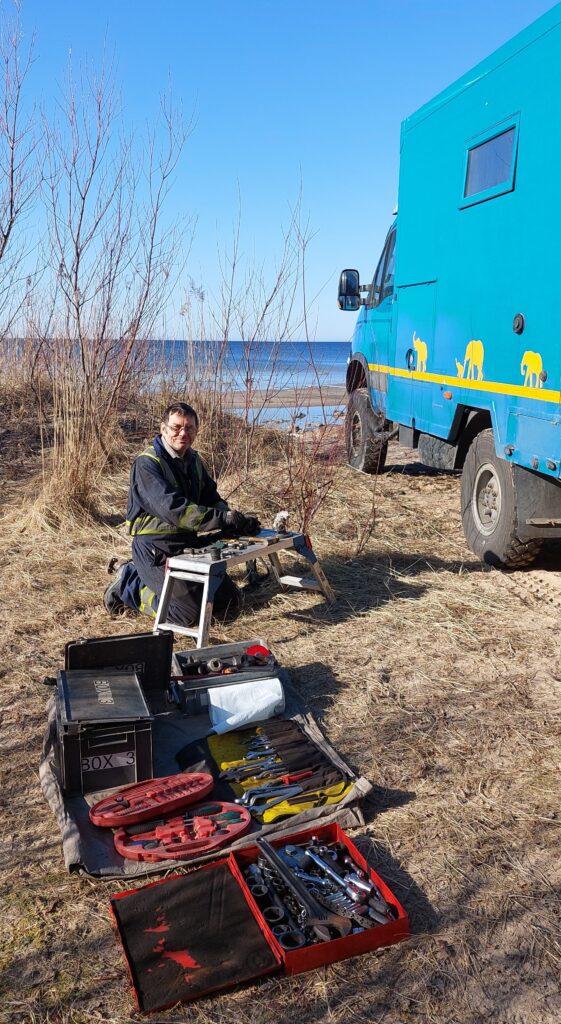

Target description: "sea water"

left=150, top=339, right=350, bottom=426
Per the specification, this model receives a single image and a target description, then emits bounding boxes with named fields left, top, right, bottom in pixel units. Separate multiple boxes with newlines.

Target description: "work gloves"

left=222, top=509, right=262, bottom=536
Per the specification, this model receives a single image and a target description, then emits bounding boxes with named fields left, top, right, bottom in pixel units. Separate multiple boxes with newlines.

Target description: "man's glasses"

left=165, top=423, right=197, bottom=435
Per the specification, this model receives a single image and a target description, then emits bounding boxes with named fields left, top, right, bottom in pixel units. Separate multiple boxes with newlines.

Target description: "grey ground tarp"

left=40, top=682, right=371, bottom=879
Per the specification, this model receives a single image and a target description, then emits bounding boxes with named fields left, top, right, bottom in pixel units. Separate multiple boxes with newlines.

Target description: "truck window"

left=461, top=117, right=519, bottom=207
left=368, top=228, right=396, bottom=308
left=381, top=229, right=396, bottom=300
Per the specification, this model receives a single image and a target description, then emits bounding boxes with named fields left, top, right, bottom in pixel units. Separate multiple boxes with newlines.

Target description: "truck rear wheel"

left=460, top=429, right=541, bottom=567
left=345, top=388, right=388, bottom=474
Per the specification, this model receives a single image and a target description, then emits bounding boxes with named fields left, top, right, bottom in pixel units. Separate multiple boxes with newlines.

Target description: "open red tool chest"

left=110, top=822, right=410, bottom=1013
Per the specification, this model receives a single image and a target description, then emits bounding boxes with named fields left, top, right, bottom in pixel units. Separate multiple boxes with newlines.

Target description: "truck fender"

left=448, top=406, right=493, bottom=468
left=346, top=354, right=370, bottom=393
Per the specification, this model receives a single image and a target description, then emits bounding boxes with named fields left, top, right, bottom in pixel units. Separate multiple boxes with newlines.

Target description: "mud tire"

left=418, top=433, right=457, bottom=471
left=460, top=429, right=541, bottom=568
left=345, top=388, right=388, bottom=474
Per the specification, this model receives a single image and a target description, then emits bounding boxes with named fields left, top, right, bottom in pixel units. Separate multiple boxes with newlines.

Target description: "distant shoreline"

left=223, top=385, right=347, bottom=409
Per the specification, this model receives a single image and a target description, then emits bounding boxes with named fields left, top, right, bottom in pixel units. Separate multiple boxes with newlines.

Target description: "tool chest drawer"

left=231, top=822, right=410, bottom=975
left=110, top=822, right=409, bottom=1012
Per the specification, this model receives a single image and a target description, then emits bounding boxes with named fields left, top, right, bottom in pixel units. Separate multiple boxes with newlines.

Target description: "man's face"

left=161, top=412, right=198, bottom=456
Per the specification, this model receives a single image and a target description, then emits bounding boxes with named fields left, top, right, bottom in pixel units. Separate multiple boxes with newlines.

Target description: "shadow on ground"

left=273, top=549, right=486, bottom=630
left=385, top=459, right=459, bottom=478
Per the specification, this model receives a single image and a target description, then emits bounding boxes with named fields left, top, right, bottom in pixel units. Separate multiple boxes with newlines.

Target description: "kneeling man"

left=104, top=401, right=259, bottom=624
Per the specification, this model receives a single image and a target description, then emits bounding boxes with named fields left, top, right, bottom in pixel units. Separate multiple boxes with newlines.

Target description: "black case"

left=55, top=668, right=153, bottom=795
left=64, top=631, right=173, bottom=702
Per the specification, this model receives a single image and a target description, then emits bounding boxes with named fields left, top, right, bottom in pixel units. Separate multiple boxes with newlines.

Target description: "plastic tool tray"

left=110, top=821, right=410, bottom=1013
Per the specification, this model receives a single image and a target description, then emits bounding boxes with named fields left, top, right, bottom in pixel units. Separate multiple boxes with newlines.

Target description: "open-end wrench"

left=245, top=785, right=305, bottom=808
left=235, top=775, right=311, bottom=805
left=219, top=756, right=281, bottom=780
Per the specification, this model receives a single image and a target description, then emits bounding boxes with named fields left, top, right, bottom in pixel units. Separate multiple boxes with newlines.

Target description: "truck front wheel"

left=345, top=388, right=388, bottom=474
left=460, top=429, right=541, bottom=567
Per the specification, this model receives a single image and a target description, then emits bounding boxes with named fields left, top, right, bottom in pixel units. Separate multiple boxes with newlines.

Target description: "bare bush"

left=153, top=196, right=345, bottom=535
left=0, top=4, right=40, bottom=410
left=30, top=67, right=185, bottom=514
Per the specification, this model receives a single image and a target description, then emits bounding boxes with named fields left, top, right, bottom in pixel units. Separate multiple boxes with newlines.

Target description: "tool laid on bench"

left=114, top=801, right=252, bottom=861
left=89, top=772, right=214, bottom=828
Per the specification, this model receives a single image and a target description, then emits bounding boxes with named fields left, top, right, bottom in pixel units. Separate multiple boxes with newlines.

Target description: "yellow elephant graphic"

left=520, top=350, right=543, bottom=388
left=412, top=331, right=428, bottom=372
left=455, top=339, right=484, bottom=381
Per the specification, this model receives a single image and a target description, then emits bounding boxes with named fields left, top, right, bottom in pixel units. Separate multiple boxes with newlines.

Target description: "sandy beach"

left=223, top=385, right=347, bottom=408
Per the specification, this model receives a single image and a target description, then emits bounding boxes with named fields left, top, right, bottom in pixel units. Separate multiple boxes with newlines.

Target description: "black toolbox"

left=55, top=668, right=153, bottom=795
left=64, top=631, right=173, bottom=704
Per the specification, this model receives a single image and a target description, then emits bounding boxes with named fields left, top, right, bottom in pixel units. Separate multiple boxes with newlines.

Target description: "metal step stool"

left=153, top=529, right=334, bottom=648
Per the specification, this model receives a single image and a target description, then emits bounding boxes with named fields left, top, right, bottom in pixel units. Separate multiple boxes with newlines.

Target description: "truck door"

left=388, top=279, right=437, bottom=430
left=356, top=226, right=396, bottom=418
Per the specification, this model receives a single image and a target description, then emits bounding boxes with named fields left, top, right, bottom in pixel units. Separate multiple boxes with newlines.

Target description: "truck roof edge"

left=403, top=2, right=561, bottom=134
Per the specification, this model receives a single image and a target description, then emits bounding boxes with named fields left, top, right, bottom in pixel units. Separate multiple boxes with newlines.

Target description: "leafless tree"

left=0, top=4, right=39, bottom=349
left=35, top=63, right=186, bottom=509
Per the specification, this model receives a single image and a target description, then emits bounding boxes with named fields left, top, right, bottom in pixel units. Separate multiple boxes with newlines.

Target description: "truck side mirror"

left=338, top=269, right=361, bottom=311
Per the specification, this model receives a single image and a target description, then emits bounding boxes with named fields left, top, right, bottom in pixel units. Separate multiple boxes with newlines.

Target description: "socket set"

left=244, top=835, right=399, bottom=950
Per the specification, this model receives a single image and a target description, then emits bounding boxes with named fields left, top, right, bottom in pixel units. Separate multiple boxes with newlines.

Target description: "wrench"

left=284, top=845, right=376, bottom=906
left=257, top=839, right=352, bottom=941
left=245, top=785, right=305, bottom=808
left=220, top=756, right=281, bottom=780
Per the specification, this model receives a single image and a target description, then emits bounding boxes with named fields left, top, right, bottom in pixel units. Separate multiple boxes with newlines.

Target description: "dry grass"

left=2, top=437, right=561, bottom=1023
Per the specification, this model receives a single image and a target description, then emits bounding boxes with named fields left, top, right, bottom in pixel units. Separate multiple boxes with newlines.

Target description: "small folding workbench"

left=153, top=529, right=334, bottom=647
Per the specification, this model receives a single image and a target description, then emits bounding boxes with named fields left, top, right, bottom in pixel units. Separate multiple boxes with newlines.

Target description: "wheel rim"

left=472, top=462, right=502, bottom=536
left=350, top=411, right=362, bottom=455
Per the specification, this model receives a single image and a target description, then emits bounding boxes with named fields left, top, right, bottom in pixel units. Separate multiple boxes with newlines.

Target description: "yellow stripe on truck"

left=368, top=363, right=561, bottom=405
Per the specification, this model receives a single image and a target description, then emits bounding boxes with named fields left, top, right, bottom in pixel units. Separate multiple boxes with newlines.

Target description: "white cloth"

left=208, top=677, right=285, bottom=734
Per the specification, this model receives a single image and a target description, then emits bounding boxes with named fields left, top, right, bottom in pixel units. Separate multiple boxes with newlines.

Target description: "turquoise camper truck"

left=339, top=3, right=561, bottom=568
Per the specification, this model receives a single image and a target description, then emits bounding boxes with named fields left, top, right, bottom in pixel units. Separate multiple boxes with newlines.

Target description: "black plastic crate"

left=64, top=631, right=173, bottom=700
left=55, top=669, right=153, bottom=795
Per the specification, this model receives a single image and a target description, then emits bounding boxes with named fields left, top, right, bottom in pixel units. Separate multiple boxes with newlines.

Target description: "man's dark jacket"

left=126, top=435, right=228, bottom=557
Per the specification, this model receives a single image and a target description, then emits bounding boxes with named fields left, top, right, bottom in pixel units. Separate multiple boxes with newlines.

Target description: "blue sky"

left=18, top=0, right=557, bottom=339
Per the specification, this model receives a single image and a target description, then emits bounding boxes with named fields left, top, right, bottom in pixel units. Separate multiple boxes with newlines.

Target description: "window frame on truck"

left=367, top=226, right=397, bottom=309
left=459, top=113, right=520, bottom=209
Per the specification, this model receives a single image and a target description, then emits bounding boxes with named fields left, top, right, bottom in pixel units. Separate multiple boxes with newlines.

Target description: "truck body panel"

left=352, top=3, right=561, bottom=482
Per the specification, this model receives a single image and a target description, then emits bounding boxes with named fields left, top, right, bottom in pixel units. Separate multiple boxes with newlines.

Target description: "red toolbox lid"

left=110, top=860, right=281, bottom=1012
